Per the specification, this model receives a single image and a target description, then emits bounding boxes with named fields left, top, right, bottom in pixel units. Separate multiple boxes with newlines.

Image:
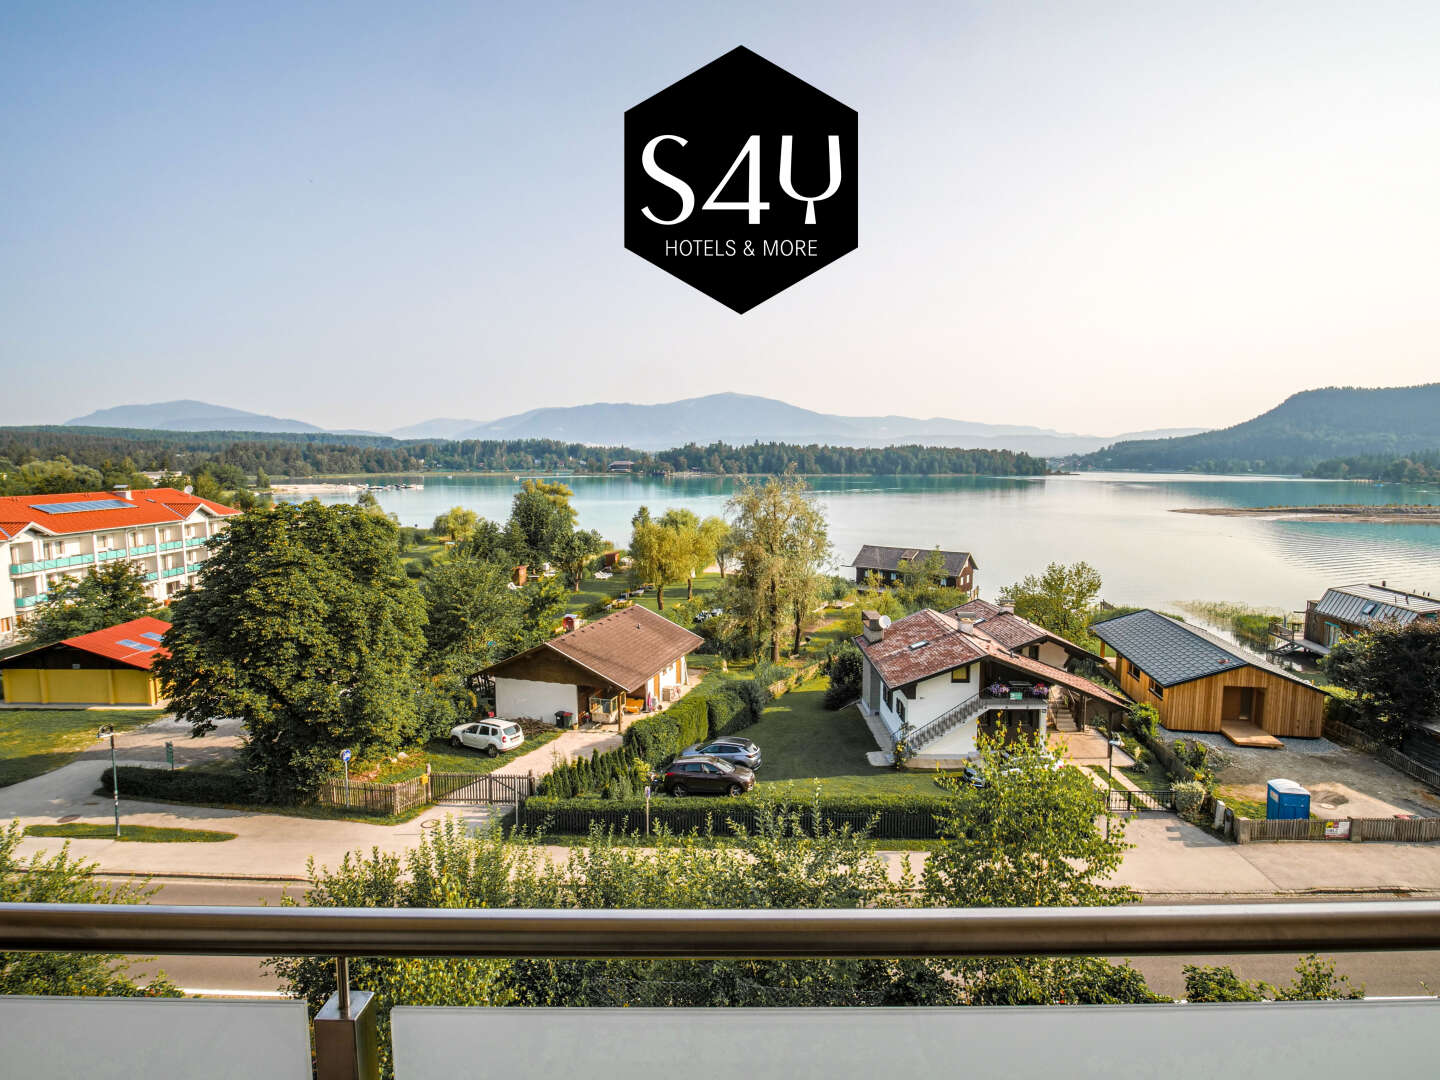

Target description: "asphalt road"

left=108, top=880, right=1440, bottom=1000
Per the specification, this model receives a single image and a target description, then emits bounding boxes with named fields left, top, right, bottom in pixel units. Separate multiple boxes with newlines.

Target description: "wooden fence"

left=1234, top=815, right=1440, bottom=844
left=1323, top=717, right=1440, bottom=793
left=315, top=776, right=429, bottom=816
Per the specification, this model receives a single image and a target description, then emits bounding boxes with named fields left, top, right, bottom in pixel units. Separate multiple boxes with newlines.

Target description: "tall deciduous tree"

left=156, top=503, right=428, bottom=802
left=552, top=528, right=607, bottom=592
left=721, top=477, right=830, bottom=663
left=519, top=479, right=578, bottom=522
left=18, top=563, right=158, bottom=647
left=629, top=512, right=690, bottom=611
left=1001, top=560, right=1103, bottom=643
left=432, top=506, right=478, bottom=542
left=1324, top=619, right=1440, bottom=747
left=504, top=486, right=572, bottom=568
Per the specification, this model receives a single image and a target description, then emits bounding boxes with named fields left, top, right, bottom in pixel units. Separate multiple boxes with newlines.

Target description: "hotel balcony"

left=0, top=902, right=1437, bottom=1079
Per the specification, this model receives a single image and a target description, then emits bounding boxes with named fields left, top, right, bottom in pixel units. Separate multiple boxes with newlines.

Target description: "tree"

left=504, top=486, right=572, bottom=567
left=923, top=735, right=1154, bottom=1004
left=721, top=477, right=830, bottom=664
left=553, top=528, right=606, bottom=592
left=823, top=642, right=864, bottom=709
left=711, top=521, right=737, bottom=578
left=1184, top=955, right=1363, bottom=1002
left=18, top=563, right=157, bottom=647
left=155, top=502, right=428, bottom=802
left=432, top=505, right=478, bottom=543
left=629, top=512, right=691, bottom=611
left=1001, top=561, right=1103, bottom=644
left=0, top=456, right=104, bottom=496
left=1324, top=619, right=1440, bottom=747
left=0, top=821, right=178, bottom=998
left=520, top=478, right=578, bottom=522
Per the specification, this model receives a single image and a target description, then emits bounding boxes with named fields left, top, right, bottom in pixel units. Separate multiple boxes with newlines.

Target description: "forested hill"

left=1076, top=384, right=1440, bottom=474
left=0, top=426, right=1047, bottom=482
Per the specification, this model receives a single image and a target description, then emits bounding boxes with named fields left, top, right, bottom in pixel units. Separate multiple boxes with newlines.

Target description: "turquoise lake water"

left=291, top=472, right=1440, bottom=613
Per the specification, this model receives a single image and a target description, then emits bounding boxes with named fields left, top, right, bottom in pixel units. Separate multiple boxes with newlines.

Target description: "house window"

left=882, top=685, right=892, bottom=708
left=895, top=697, right=906, bottom=722
left=1127, top=660, right=1140, bottom=680
left=951, top=666, right=970, bottom=683
left=1026, top=645, right=1040, bottom=660
left=1150, top=678, right=1164, bottom=699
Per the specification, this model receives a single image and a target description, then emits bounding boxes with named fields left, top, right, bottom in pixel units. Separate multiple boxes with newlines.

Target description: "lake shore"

left=1174, top=505, right=1440, bottom=524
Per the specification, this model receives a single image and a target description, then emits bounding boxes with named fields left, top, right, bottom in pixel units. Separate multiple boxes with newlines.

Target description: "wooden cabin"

left=0, top=616, right=170, bottom=706
left=850, top=544, right=976, bottom=592
left=1093, top=609, right=1327, bottom=740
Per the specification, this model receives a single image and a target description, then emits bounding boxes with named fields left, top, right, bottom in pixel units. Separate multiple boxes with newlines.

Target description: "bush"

left=1173, top=780, right=1207, bottom=816
left=99, top=765, right=257, bottom=806
left=706, top=690, right=751, bottom=737
left=523, top=791, right=959, bottom=839
left=732, top=678, right=772, bottom=719
left=622, top=694, right=710, bottom=766
left=825, top=575, right=853, bottom=601
left=823, top=641, right=864, bottom=710
left=537, top=746, right=646, bottom=799
left=1127, top=702, right=1159, bottom=739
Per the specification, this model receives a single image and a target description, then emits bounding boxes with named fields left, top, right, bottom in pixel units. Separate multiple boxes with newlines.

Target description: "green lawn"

left=568, top=569, right=728, bottom=617
left=0, top=708, right=164, bottom=787
left=374, top=722, right=565, bottom=782
left=24, top=823, right=236, bottom=843
left=747, top=676, right=956, bottom=797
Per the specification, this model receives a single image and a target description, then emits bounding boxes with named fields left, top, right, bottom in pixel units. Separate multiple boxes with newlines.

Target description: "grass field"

left=568, top=568, right=727, bottom=617
left=747, top=676, right=954, bottom=798
left=24, top=823, right=236, bottom=843
left=0, top=708, right=164, bottom=787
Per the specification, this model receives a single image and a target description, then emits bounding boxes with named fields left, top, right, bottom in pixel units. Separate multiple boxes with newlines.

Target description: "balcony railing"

left=160, top=565, right=188, bottom=578
left=1, top=901, right=1438, bottom=1079
left=13, top=593, right=47, bottom=609
left=159, top=540, right=184, bottom=552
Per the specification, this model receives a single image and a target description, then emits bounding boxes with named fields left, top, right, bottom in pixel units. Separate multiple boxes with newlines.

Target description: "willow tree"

left=722, top=477, right=830, bottom=664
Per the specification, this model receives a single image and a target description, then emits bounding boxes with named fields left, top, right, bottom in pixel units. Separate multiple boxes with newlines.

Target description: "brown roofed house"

left=850, top=544, right=976, bottom=592
left=480, top=605, right=703, bottom=726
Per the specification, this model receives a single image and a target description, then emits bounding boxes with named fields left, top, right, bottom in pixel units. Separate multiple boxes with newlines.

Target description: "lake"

left=291, top=472, right=1440, bottom=613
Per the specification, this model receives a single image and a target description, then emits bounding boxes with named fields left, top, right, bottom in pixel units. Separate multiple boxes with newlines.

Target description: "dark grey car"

left=679, top=737, right=761, bottom=771
left=661, top=756, right=756, bottom=797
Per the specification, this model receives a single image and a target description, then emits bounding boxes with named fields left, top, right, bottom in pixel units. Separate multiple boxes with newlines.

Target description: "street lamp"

left=97, top=725, right=120, bottom=838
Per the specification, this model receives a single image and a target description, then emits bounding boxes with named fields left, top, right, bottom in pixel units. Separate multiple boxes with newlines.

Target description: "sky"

left=2, top=1, right=1438, bottom=436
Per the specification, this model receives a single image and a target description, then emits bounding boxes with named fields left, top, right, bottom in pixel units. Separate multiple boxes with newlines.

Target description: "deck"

left=1220, top=719, right=1283, bottom=749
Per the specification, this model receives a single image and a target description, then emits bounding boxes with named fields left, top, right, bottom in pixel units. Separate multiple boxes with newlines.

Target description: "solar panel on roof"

left=116, top=639, right=157, bottom=652
left=29, top=499, right=135, bottom=514
left=140, top=631, right=165, bottom=642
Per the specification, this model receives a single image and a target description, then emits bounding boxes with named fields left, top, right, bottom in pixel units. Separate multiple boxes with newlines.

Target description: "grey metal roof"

left=1091, top=610, right=1321, bottom=690
left=1314, top=584, right=1440, bottom=628
left=851, top=545, right=975, bottom=575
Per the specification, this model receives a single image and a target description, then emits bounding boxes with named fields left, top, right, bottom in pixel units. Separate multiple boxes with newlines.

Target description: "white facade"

left=1, top=510, right=231, bottom=643
left=871, top=663, right=980, bottom=741
left=494, top=676, right=578, bottom=723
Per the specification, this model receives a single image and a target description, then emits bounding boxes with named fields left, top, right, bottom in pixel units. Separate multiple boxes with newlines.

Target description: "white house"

left=854, top=607, right=1125, bottom=759
left=0, top=487, right=239, bottom=643
left=481, top=605, right=703, bottom=726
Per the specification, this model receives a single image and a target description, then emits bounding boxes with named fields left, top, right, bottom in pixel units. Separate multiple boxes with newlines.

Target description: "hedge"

left=523, top=791, right=959, bottom=840
left=622, top=693, right=712, bottom=764
left=99, top=765, right=256, bottom=806
left=707, top=689, right=751, bottom=738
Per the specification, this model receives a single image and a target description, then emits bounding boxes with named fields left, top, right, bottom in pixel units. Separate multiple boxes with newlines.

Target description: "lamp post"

left=98, top=725, right=120, bottom=838
left=1105, top=726, right=1125, bottom=839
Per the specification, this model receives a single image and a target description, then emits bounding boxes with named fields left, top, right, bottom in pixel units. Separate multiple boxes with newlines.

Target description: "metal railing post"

left=313, top=955, right=379, bottom=1080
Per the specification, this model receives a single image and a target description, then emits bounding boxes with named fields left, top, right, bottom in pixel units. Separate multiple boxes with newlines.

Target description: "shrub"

left=523, top=790, right=959, bottom=839
left=731, top=678, right=772, bottom=719
left=1127, top=702, right=1159, bottom=739
left=823, top=641, right=864, bottom=710
left=99, top=765, right=257, bottom=806
left=1173, top=780, right=1207, bottom=816
left=825, top=575, right=853, bottom=601
left=706, top=690, right=751, bottom=737
left=622, top=694, right=710, bottom=766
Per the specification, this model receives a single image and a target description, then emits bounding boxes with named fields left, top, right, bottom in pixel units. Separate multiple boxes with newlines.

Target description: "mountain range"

left=1076, top=383, right=1440, bottom=473
left=66, top=394, right=1205, bottom=457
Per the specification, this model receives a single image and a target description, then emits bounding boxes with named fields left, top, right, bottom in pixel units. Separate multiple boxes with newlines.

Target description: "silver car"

left=678, top=737, right=761, bottom=771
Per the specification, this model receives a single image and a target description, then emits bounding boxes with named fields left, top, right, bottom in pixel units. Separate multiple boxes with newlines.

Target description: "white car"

left=449, top=720, right=524, bottom=757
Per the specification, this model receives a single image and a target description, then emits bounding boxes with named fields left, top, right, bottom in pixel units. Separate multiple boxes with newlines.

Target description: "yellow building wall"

left=2, top=667, right=159, bottom=705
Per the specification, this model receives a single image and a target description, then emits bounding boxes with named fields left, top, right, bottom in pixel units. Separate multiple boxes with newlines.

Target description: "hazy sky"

left=3, top=2, right=1438, bottom=435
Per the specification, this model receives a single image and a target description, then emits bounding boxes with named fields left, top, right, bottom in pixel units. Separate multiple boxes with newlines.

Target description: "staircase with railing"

left=907, top=695, right=991, bottom=752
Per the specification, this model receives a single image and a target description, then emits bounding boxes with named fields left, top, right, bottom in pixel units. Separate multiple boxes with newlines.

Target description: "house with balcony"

left=849, top=544, right=976, bottom=592
left=946, top=597, right=1108, bottom=672
left=0, top=487, right=239, bottom=643
left=1269, top=582, right=1440, bottom=659
left=854, top=607, right=1125, bottom=761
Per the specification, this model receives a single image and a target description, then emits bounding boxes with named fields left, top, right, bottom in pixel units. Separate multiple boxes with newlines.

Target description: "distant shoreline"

left=1174, top=505, right=1440, bottom=524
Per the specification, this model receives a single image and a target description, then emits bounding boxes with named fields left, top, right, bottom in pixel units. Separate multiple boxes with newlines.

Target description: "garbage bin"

left=554, top=710, right=574, bottom=729
left=1266, top=778, right=1310, bottom=820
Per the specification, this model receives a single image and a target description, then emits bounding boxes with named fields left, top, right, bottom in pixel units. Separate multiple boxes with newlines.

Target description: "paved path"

left=499, top=728, right=623, bottom=777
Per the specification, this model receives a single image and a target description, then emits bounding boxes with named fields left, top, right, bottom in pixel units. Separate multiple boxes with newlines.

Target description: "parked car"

left=678, top=737, right=761, bottom=771
left=449, top=720, right=524, bottom=757
left=662, top=756, right=755, bottom=797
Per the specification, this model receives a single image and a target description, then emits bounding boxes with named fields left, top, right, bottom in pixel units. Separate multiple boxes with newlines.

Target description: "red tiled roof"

left=484, top=605, right=704, bottom=693
left=855, top=607, right=1126, bottom=707
left=948, top=598, right=1002, bottom=620
left=59, top=616, right=172, bottom=670
left=0, top=488, right=238, bottom=537
left=970, top=611, right=1048, bottom=650
left=0, top=521, right=30, bottom=540
left=854, top=609, right=985, bottom=687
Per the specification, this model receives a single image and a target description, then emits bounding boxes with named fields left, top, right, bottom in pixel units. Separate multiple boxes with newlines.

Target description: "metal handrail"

left=4, top=901, right=1440, bottom=958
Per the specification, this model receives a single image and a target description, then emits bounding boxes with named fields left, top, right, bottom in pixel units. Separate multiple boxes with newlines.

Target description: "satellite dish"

left=877, top=615, right=892, bottom=629
left=183, top=485, right=193, bottom=495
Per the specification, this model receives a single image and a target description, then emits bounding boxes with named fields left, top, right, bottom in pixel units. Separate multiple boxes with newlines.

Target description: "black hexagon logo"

left=625, top=47, right=858, bottom=313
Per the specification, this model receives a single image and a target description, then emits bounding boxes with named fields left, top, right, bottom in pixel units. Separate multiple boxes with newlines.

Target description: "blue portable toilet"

left=1266, top=779, right=1310, bottom=820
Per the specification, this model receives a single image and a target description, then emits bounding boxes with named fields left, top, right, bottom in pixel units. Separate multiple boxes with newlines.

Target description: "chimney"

left=512, top=564, right=528, bottom=586
left=958, top=617, right=976, bottom=635
left=113, top=485, right=132, bottom=502
left=998, top=602, right=1015, bottom=615
left=861, top=610, right=884, bottom=643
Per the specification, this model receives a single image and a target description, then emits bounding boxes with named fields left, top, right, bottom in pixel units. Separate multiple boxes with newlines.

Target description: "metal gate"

left=1105, top=788, right=1176, bottom=813
left=430, top=772, right=535, bottom=805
